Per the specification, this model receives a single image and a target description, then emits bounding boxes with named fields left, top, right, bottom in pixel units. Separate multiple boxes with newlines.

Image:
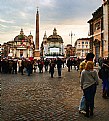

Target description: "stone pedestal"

left=34, top=49, right=40, bottom=59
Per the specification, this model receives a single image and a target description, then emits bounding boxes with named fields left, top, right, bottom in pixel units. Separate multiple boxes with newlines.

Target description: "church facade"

left=40, top=28, right=64, bottom=59
left=13, top=29, right=35, bottom=58
left=2, top=29, right=35, bottom=59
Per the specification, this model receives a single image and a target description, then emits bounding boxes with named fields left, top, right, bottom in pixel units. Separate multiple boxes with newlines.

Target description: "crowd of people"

left=0, top=57, right=34, bottom=76
left=0, top=56, right=81, bottom=76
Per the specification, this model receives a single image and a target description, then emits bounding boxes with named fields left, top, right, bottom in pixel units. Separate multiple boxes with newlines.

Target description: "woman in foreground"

left=80, top=61, right=99, bottom=118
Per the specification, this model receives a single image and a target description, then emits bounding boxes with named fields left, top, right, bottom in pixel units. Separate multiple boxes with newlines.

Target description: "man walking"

left=56, top=57, right=63, bottom=78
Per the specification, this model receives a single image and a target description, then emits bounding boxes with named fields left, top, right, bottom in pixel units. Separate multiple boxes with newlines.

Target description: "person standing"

left=56, top=57, right=63, bottom=78
left=67, top=58, right=72, bottom=72
left=18, top=59, right=22, bottom=73
left=12, top=59, right=17, bottom=74
left=26, top=60, right=32, bottom=76
left=21, top=59, right=24, bottom=75
left=44, top=59, right=49, bottom=71
left=79, top=53, right=95, bottom=113
left=38, top=59, right=44, bottom=73
left=80, top=61, right=99, bottom=117
left=49, top=59, right=55, bottom=78
left=98, top=59, right=109, bottom=98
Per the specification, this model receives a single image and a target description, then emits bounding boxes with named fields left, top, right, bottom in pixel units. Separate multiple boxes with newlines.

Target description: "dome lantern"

left=53, top=28, right=57, bottom=36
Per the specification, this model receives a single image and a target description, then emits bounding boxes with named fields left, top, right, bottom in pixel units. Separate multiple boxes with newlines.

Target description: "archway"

left=94, top=39, right=100, bottom=61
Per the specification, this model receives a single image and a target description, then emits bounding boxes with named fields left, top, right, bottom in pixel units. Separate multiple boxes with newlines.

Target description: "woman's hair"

left=85, top=61, right=94, bottom=70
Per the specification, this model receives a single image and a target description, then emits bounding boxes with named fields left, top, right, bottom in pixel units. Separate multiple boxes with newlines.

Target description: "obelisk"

left=34, top=8, right=40, bottom=59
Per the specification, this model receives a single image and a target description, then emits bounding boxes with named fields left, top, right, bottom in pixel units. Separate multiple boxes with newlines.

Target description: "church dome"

left=14, top=29, right=30, bottom=42
left=28, top=31, right=33, bottom=38
left=47, top=28, right=63, bottom=43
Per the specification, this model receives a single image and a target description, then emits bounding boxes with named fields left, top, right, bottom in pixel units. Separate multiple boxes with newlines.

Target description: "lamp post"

left=69, top=31, right=75, bottom=46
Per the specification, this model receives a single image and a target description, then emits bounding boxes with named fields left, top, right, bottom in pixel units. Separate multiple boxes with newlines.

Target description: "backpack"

left=98, top=67, right=109, bottom=79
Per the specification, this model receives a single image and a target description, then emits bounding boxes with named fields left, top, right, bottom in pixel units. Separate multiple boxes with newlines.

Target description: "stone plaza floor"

left=1, top=66, right=109, bottom=121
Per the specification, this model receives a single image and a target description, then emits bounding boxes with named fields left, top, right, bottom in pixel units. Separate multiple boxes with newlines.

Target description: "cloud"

left=0, top=0, right=102, bottom=45
left=39, top=0, right=102, bottom=25
left=0, top=19, right=15, bottom=24
left=39, top=0, right=55, bottom=7
left=0, top=24, right=7, bottom=28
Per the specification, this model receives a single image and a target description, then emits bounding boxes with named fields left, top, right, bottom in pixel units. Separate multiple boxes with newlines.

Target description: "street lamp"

left=69, top=31, right=75, bottom=46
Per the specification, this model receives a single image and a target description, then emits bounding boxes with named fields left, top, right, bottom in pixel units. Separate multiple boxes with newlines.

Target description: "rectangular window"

left=94, top=22, right=100, bottom=31
left=82, top=42, right=84, bottom=44
left=85, top=42, right=88, bottom=44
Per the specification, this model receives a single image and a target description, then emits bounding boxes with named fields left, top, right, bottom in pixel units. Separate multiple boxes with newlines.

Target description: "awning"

left=34, top=57, right=40, bottom=60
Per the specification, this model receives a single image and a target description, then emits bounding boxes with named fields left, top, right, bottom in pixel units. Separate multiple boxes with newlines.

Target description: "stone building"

left=40, top=28, right=64, bottom=59
left=103, top=0, right=109, bottom=57
left=1, top=29, right=35, bottom=58
left=88, top=6, right=103, bottom=61
left=64, top=44, right=75, bottom=58
left=74, top=38, right=90, bottom=59
left=88, top=1, right=109, bottom=60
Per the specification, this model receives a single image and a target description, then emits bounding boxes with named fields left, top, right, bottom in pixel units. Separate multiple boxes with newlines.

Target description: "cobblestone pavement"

left=1, top=67, right=109, bottom=121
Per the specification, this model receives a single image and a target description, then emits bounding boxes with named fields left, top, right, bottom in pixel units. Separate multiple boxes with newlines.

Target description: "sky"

left=0, top=0, right=102, bottom=47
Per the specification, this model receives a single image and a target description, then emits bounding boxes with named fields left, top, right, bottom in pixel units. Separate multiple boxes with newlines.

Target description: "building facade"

left=74, top=38, right=90, bottom=59
left=40, top=28, right=64, bottom=59
left=103, top=0, right=109, bottom=57
left=64, top=44, right=75, bottom=58
left=1, top=29, right=35, bottom=59
left=88, top=1, right=109, bottom=60
left=88, top=6, right=104, bottom=61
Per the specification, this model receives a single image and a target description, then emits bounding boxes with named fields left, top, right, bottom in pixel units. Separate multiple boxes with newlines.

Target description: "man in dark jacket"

left=98, top=59, right=109, bottom=98
left=56, top=57, right=63, bottom=77
left=67, top=58, right=72, bottom=72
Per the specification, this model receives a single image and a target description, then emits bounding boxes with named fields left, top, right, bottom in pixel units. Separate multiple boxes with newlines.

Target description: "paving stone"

left=1, top=67, right=109, bottom=121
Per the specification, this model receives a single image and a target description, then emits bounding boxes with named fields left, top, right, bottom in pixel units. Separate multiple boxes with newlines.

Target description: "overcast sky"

left=0, top=0, right=102, bottom=46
